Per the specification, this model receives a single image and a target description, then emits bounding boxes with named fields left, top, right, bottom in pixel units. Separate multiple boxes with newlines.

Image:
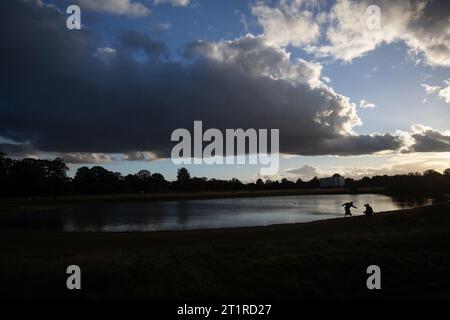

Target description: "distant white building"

left=319, top=174, right=345, bottom=188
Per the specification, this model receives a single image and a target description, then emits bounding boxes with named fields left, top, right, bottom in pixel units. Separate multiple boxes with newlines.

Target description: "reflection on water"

left=0, top=194, right=433, bottom=232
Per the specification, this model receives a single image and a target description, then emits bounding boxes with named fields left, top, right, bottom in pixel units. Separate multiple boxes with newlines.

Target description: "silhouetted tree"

left=137, top=170, right=151, bottom=180
left=176, top=167, right=191, bottom=190
left=124, top=173, right=142, bottom=193
left=47, top=158, right=68, bottom=198
left=332, top=173, right=341, bottom=178
left=444, top=168, right=450, bottom=177
left=256, top=178, right=264, bottom=188
left=280, top=178, right=295, bottom=189
left=308, top=176, right=320, bottom=188
left=177, top=167, right=190, bottom=183
left=151, top=173, right=168, bottom=192
left=229, top=178, right=243, bottom=190
left=73, top=166, right=121, bottom=194
left=423, top=169, right=442, bottom=177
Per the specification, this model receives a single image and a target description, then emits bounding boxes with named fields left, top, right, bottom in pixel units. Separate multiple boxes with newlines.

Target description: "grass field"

left=0, top=200, right=449, bottom=299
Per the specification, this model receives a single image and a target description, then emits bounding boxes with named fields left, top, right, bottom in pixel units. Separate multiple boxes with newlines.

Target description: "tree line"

left=1, top=153, right=449, bottom=197
left=345, top=169, right=450, bottom=195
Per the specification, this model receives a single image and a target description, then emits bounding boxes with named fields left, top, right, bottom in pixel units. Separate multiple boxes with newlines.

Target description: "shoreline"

left=2, top=202, right=450, bottom=299
left=0, top=187, right=386, bottom=214
left=1, top=200, right=442, bottom=235
left=0, top=202, right=450, bottom=300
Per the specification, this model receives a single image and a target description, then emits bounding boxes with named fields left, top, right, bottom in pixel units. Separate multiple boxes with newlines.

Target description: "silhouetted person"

left=342, top=202, right=357, bottom=216
left=364, top=203, right=374, bottom=216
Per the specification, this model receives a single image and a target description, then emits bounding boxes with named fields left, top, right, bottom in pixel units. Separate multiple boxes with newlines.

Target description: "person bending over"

left=342, top=202, right=357, bottom=217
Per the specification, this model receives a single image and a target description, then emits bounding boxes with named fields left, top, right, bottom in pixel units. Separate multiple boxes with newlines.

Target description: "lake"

left=0, top=194, right=433, bottom=232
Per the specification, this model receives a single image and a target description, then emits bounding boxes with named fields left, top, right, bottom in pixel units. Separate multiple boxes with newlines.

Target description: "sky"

left=0, top=0, right=449, bottom=181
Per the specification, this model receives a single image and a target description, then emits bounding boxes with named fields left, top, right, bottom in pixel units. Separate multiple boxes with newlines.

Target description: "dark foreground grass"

left=0, top=202, right=449, bottom=299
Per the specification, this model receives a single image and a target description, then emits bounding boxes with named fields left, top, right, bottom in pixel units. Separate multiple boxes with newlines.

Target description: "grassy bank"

left=0, top=187, right=384, bottom=215
left=0, top=201, right=449, bottom=299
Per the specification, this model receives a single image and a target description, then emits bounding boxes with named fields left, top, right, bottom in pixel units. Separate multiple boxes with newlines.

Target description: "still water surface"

left=1, top=194, right=431, bottom=232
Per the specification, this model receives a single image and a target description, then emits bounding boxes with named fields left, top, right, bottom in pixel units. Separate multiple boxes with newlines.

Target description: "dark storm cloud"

left=0, top=0, right=405, bottom=161
left=58, top=152, right=115, bottom=164
left=410, top=129, right=450, bottom=152
left=116, top=30, right=169, bottom=59
left=0, top=143, right=36, bottom=156
left=285, top=133, right=404, bottom=156
left=405, top=0, right=450, bottom=66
